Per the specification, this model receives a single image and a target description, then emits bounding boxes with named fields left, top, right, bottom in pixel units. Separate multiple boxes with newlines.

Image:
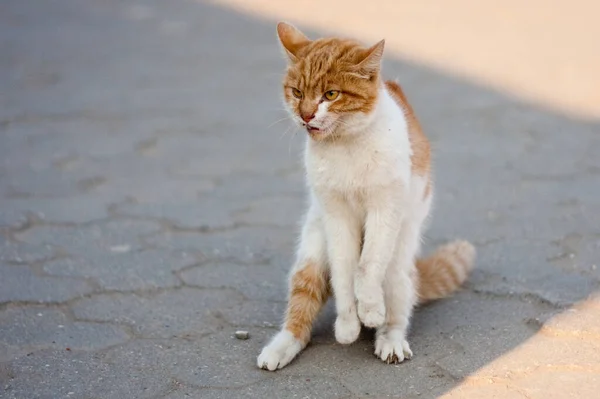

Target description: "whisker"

left=279, top=121, right=298, bottom=141
left=288, top=126, right=300, bottom=156
left=279, top=125, right=292, bottom=141
left=268, top=116, right=291, bottom=129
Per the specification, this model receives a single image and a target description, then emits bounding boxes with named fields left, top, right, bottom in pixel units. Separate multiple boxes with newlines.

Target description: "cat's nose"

left=301, top=112, right=315, bottom=123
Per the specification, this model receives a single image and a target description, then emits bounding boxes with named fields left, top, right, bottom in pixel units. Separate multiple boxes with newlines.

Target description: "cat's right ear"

left=276, top=22, right=311, bottom=62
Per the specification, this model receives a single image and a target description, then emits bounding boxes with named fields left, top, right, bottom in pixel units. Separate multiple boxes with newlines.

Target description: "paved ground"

left=1, top=1, right=599, bottom=398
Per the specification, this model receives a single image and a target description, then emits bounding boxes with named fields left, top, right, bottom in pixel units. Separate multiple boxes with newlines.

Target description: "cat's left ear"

left=276, top=22, right=311, bottom=62
left=352, top=39, right=385, bottom=79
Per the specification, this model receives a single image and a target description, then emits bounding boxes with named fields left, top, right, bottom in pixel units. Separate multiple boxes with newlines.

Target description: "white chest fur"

left=304, top=88, right=413, bottom=198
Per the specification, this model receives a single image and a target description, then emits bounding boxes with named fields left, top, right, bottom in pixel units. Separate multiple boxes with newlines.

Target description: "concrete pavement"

left=1, top=1, right=599, bottom=398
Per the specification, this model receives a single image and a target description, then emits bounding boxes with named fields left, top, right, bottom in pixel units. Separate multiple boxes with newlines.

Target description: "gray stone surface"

left=71, top=288, right=243, bottom=338
left=42, top=249, right=195, bottom=291
left=201, top=376, right=354, bottom=399
left=0, top=210, right=28, bottom=229
left=103, top=335, right=266, bottom=388
left=15, top=219, right=161, bottom=255
left=0, top=235, right=55, bottom=264
left=0, top=264, right=95, bottom=304
left=1, top=196, right=111, bottom=224
left=2, top=350, right=173, bottom=399
left=179, top=261, right=287, bottom=301
left=1, top=0, right=599, bottom=398
left=147, top=226, right=295, bottom=263
left=0, top=306, right=130, bottom=362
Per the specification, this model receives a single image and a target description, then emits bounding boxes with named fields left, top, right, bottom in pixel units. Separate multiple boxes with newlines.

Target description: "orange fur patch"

left=285, top=260, right=330, bottom=343
left=415, top=240, right=476, bottom=305
left=278, top=24, right=384, bottom=118
left=385, top=80, right=432, bottom=189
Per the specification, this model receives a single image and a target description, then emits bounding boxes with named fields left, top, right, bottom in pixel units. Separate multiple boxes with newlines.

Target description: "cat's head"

left=276, top=22, right=385, bottom=141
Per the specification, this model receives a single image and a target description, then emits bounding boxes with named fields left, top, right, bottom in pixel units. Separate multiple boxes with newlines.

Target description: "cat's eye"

left=324, top=90, right=340, bottom=101
left=291, top=88, right=303, bottom=99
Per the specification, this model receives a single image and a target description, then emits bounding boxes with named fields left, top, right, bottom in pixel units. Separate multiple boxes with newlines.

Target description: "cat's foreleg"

left=321, top=195, right=363, bottom=345
left=355, top=187, right=406, bottom=328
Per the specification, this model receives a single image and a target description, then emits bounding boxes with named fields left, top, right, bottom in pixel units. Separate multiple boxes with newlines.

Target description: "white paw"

left=357, top=299, right=386, bottom=328
left=335, top=314, right=361, bottom=344
left=355, top=279, right=386, bottom=328
left=374, top=331, right=413, bottom=364
left=257, top=330, right=303, bottom=371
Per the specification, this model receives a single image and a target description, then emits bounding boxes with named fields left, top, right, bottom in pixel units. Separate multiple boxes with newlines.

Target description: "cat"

left=257, top=22, right=476, bottom=371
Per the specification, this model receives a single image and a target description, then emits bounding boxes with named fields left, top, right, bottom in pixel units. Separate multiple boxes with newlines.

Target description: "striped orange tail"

left=416, top=240, right=476, bottom=305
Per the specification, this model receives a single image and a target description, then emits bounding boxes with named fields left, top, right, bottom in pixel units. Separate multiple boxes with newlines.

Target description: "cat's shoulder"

left=384, top=80, right=431, bottom=177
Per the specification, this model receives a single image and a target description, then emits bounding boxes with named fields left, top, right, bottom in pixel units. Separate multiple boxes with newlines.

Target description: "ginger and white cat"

left=257, top=22, right=475, bottom=371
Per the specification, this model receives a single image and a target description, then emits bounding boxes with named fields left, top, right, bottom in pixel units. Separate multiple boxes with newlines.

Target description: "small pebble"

left=235, top=330, right=249, bottom=340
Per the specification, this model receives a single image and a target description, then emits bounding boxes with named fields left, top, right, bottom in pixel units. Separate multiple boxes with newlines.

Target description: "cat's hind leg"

left=257, top=208, right=329, bottom=371
left=374, top=220, right=421, bottom=364
left=374, top=264, right=416, bottom=363
left=375, top=177, right=432, bottom=363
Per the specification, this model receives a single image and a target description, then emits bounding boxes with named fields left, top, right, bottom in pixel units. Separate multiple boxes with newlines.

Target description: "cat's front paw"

left=355, top=283, right=386, bottom=328
left=357, top=299, right=386, bottom=328
left=335, top=314, right=361, bottom=344
left=257, top=330, right=303, bottom=371
left=375, top=331, right=413, bottom=364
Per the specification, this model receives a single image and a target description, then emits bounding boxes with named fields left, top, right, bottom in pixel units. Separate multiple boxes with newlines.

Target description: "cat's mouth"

left=304, top=120, right=338, bottom=138
left=305, top=124, right=323, bottom=136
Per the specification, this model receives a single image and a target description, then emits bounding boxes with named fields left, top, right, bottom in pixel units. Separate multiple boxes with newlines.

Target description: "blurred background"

left=1, top=1, right=599, bottom=398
